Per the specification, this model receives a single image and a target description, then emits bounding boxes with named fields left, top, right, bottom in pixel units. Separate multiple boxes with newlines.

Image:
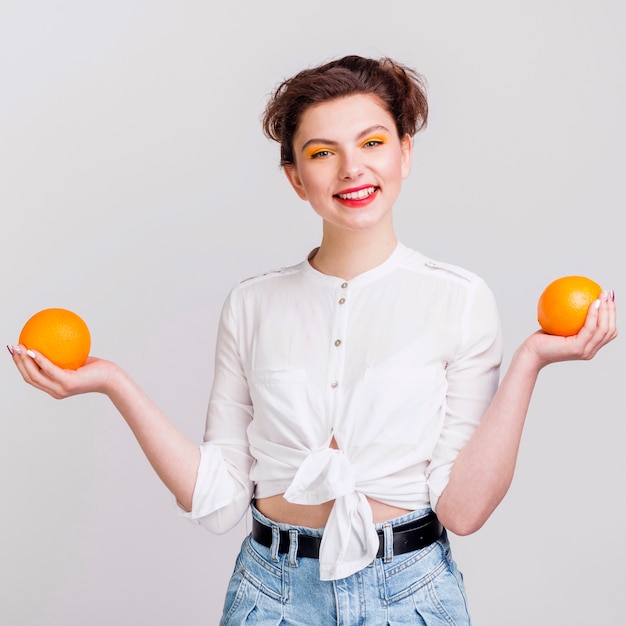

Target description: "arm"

left=9, top=288, right=254, bottom=525
left=435, top=292, right=617, bottom=535
left=9, top=349, right=200, bottom=511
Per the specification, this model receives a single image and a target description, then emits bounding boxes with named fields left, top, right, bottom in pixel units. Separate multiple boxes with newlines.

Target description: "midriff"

left=256, top=494, right=412, bottom=528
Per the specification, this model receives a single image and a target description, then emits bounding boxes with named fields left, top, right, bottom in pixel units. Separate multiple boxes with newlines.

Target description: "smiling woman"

left=8, top=55, right=618, bottom=625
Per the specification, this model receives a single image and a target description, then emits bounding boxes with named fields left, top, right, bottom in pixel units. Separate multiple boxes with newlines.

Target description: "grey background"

left=1, top=1, right=624, bottom=624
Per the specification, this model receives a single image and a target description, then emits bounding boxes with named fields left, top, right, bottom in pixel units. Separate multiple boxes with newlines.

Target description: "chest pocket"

left=352, top=365, right=447, bottom=447
left=248, top=368, right=314, bottom=443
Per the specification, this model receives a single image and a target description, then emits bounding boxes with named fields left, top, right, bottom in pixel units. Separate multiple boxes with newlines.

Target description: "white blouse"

left=180, top=242, right=502, bottom=580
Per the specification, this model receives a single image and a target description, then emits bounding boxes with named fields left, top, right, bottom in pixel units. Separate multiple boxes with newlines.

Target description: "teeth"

left=337, top=187, right=376, bottom=200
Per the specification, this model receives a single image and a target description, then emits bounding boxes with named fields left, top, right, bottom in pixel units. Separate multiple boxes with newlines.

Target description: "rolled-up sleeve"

left=426, top=277, right=503, bottom=510
left=179, top=289, right=255, bottom=533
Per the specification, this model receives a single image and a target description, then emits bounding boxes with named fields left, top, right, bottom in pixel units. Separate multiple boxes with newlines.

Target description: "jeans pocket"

left=377, top=540, right=471, bottom=626
left=220, top=538, right=286, bottom=625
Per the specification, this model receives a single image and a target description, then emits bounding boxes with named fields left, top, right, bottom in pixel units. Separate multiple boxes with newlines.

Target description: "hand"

left=522, top=290, right=617, bottom=368
left=7, top=344, right=116, bottom=399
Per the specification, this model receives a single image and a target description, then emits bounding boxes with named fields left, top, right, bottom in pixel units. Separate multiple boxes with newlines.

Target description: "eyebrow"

left=299, top=125, right=391, bottom=152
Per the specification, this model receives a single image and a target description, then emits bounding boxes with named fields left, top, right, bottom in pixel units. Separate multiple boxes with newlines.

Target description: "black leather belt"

left=251, top=511, right=444, bottom=559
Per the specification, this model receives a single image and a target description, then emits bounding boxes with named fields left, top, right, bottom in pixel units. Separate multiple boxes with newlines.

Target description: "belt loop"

left=288, top=529, right=299, bottom=567
left=270, top=525, right=280, bottom=562
left=383, top=523, right=393, bottom=563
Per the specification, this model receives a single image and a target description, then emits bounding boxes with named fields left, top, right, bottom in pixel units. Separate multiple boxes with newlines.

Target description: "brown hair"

left=262, top=55, right=429, bottom=166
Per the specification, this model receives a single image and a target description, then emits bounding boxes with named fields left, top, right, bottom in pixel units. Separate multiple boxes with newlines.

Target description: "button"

left=334, top=339, right=342, bottom=347
left=341, top=282, right=348, bottom=289
left=330, top=381, right=338, bottom=388
left=338, top=297, right=346, bottom=305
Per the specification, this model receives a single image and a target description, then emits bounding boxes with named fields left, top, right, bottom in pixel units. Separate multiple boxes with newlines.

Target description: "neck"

left=310, top=228, right=398, bottom=280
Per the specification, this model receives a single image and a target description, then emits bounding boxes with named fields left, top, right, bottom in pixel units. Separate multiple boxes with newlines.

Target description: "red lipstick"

left=334, top=185, right=378, bottom=207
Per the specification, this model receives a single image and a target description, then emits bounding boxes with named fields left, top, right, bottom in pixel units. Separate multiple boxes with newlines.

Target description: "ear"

left=283, top=164, right=308, bottom=201
left=400, top=134, right=413, bottom=179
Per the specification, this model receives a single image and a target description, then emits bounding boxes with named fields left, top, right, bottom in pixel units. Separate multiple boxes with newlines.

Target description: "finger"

left=23, top=347, right=58, bottom=376
left=11, top=345, right=68, bottom=397
left=596, top=291, right=617, bottom=340
left=603, top=290, right=618, bottom=340
left=609, top=291, right=617, bottom=339
left=577, top=297, right=601, bottom=339
left=6, top=344, right=32, bottom=380
left=575, top=293, right=617, bottom=358
left=9, top=344, right=37, bottom=382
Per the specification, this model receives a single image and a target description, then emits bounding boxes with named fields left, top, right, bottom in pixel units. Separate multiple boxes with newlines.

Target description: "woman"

left=8, top=56, right=617, bottom=624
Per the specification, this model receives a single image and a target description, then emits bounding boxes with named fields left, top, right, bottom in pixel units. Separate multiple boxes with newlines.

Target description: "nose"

left=339, top=150, right=364, bottom=180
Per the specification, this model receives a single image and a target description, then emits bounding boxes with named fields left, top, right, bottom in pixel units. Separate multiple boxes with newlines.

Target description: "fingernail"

left=26, top=349, right=36, bottom=359
left=611, top=290, right=615, bottom=302
left=12, top=345, right=22, bottom=355
left=594, top=299, right=601, bottom=309
left=6, top=344, right=14, bottom=355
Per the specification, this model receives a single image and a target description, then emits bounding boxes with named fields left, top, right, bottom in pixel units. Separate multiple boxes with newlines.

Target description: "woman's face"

left=284, top=94, right=412, bottom=237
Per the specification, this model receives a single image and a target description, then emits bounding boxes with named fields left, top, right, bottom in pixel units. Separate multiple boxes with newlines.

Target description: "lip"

left=333, top=185, right=379, bottom=207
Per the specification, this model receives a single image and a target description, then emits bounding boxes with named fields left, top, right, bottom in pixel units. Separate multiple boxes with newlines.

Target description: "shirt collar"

left=302, top=242, right=419, bottom=287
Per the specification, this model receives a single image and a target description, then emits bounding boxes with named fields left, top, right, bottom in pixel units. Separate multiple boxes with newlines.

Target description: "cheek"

left=299, top=170, right=326, bottom=197
left=285, top=165, right=310, bottom=200
left=384, top=156, right=407, bottom=184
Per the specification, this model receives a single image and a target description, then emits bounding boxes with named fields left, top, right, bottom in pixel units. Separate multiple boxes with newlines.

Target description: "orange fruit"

left=537, top=276, right=602, bottom=336
left=19, top=308, right=91, bottom=369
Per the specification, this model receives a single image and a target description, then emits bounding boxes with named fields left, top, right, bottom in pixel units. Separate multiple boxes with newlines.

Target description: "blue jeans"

left=220, top=505, right=471, bottom=625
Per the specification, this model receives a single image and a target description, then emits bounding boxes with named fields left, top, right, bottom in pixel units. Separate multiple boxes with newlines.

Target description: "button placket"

left=328, top=281, right=349, bottom=392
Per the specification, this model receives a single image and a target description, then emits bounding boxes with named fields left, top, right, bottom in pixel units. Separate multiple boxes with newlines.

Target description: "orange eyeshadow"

left=363, top=135, right=388, bottom=144
left=305, top=146, right=329, bottom=158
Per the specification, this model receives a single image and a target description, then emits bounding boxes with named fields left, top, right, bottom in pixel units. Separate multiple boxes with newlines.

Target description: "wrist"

left=513, top=338, right=548, bottom=373
left=97, top=360, right=127, bottom=396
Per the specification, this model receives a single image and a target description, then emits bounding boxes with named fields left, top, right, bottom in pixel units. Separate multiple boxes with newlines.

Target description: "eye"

left=363, top=138, right=384, bottom=149
left=310, top=149, right=332, bottom=159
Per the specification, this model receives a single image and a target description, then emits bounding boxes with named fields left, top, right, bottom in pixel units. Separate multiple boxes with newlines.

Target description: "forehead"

left=294, top=94, right=396, bottom=142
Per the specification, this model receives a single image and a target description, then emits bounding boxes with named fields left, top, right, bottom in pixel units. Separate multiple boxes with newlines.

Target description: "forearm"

left=104, top=365, right=201, bottom=511
left=436, top=292, right=617, bottom=533
left=436, top=344, right=542, bottom=534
